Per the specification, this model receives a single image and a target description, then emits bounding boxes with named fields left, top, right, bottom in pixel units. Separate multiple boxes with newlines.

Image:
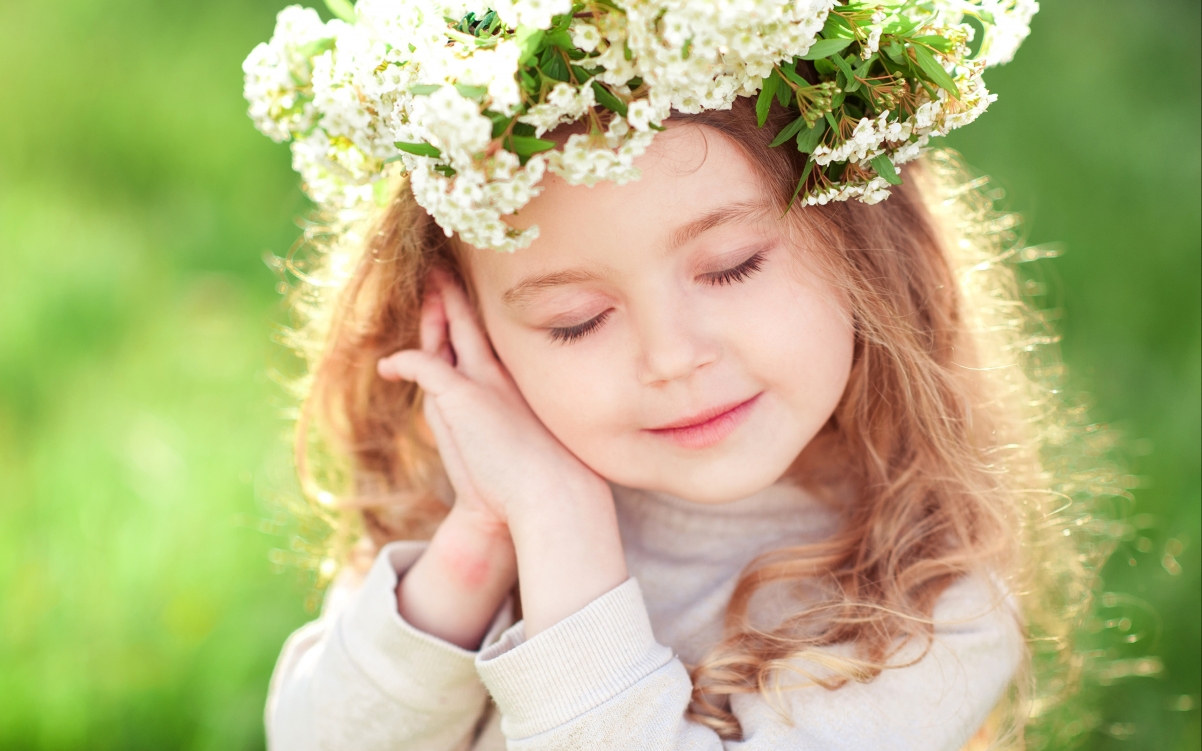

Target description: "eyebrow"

left=501, top=198, right=774, bottom=307
left=502, top=267, right=605, bottom=306
left=667, top=199, right=774, bottom=251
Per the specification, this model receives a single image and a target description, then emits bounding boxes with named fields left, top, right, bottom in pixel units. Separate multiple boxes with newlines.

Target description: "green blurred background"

left=0, top=0, right=1197, bottom=748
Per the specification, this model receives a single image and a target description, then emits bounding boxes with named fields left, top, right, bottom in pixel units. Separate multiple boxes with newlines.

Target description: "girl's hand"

left=379, top=269, right=627, bottom=637
left=377, top=268, right=610, bottom=530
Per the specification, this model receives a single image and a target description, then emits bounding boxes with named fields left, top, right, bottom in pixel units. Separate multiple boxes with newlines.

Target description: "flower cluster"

left=244, top=0, right=1037, bottom=251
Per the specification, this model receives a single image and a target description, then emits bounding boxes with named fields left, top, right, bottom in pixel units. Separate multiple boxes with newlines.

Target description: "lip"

left=643, top=392, right=762, bottom=450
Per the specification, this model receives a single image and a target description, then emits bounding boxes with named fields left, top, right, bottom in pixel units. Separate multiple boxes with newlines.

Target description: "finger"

left=423, top=397, right=471, bottom=489
left=438, top=273, right=499, bottom=378
left=377, top=349, right=467, bottom=396
left=419, top=283, right=453, bottom=364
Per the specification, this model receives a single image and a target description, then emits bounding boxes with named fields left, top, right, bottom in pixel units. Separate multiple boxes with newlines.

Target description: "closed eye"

left=702, top=249, right=767, bottom=286
left=547, top=309, right=612, bottom=344
left=545, top=250, right=766, bottom=344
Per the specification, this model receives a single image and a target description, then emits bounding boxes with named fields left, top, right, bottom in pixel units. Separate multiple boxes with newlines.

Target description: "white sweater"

left=266, top=482, right=1024, bottom=750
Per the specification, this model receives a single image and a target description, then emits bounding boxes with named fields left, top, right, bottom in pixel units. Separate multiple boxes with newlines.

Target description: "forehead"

left=464, top=124, right=772, bottom=292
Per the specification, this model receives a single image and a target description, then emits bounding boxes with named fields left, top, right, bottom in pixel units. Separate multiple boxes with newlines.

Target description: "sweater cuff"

left=474, top=578, right=674, bottom=739
left=339, top=540, right=513, bottom=714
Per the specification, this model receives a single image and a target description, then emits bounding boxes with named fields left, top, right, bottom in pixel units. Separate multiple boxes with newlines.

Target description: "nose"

left=633, top=295, right=718, bottom=386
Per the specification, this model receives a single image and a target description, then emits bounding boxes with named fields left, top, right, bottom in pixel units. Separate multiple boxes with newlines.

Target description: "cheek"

left=743, top=276, right=854, bottom=417
left=487, top=323, right=628, bottom=449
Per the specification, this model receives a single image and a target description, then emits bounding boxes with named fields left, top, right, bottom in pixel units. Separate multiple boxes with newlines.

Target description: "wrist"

left=396, top=507, right=516, bottom=650
left=505, top=471, right=613, bottom=534
left=505, top=482, right=629, bottom=637
left=429, top=503, right=517, bottom=589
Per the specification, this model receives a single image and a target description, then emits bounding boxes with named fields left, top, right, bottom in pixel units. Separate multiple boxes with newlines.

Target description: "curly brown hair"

left=282, top=97, right=1116, bottom=748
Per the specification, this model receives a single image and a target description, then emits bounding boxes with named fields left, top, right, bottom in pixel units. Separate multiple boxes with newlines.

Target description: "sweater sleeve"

left=474, top=575, right=1024, bottom=751
left=266, top=541, right=514, bottom=751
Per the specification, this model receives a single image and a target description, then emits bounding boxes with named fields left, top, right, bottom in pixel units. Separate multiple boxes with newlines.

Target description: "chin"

left=663, top=473, right=783, bottom=504
left=630, top=450, right=799, bottom=504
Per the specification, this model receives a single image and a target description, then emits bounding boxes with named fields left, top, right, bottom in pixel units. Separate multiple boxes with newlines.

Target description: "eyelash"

left=702, top=249, right=767, bottom=287
left=548, top=309, right=612, bottom=344
left=546, top=250, right=767, bottom=344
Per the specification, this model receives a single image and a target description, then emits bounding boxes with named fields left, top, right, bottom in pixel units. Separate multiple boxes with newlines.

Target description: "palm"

left=381, top=270, right=605, bottom=528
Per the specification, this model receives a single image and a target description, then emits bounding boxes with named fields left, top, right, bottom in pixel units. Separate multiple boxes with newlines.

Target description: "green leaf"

left=323, top=0, right=357, bottom=23
left=831, top=53, right=858, bottom=92
left=884, top=16, right=921, bottom=36
left=545, top=28, right=574, bottom=49
left=591, top=81, right=628, bottom=116
left=570, top=65, right=596, bottom=82
left=786, top=159, right=817, bottom=211
left=913, top=35, right=952, bottom=53
left=854, top=54, right=876, bottom=79
left=795, top=118, right=827, bottom=154
left=433, top=164, right=457, bottom=177
left=801, top=37, right=853, bottom=61
left=756, top=69, right=781, bottom=127
left=394, top=141, right=442, bottom=158
left=883, top=40, right=906, bottom=64
left=297, top=38, right=336, bottom=61
left=516, top=26, right=545, bottom=65
left=541, top=51, right=570, bottom=82
left=779, top=64, right=810, bottom=88
left=911, top=45, right=960, bottom=98
left=505, top=135, right=557, bottom=164
left=486, top=111, right=513, bottom=138
left=821, top=13, right=853, bottom=39
left=870, top=153, right=903, bottom=185
left=519, top=68, right=539, bottom=94
left=769, top=116, right=807, bottom=148
left=454, top=83, right=488, bottom=99
left=776, top=82, right=792, bottom=108
left=813, top=58, right=838, bottom=76
left=408, top=84, right=442, bottom=96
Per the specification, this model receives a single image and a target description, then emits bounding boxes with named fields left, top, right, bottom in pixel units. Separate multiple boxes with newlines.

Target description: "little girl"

left=246, top=1, right=1099, bottom=748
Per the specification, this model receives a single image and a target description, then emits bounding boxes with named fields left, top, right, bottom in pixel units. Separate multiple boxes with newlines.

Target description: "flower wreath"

left=244, top=0, right=1037, bottom=252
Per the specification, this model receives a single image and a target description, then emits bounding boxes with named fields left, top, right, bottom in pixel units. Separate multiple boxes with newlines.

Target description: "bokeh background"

left=0, top=0, right=1197, bottom=748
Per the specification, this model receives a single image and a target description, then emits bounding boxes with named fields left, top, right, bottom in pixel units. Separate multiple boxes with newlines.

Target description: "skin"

left=378, top=124, right=855, bottom=648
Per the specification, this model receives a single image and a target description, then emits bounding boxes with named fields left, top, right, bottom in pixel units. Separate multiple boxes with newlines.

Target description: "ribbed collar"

left=610, top=480, right=841, bottom=565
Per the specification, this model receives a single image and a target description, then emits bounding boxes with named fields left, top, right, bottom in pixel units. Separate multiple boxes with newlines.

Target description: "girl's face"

left=467, top=124, right=854, bottom=504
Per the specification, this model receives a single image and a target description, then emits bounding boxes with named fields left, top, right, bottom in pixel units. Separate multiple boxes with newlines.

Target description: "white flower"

left=626, top=100, right=655, bottom=131
left=492, top=0, right=572, bottom=31
left=410, top=86, right=493, bottom=159
left=243, top=6, right=336, bottom=142
left=862, top=25, right=883, bottom=58
left=571, top=22, right=602, bottom=53
left=244, top=0, right=1034, bottom=252
left=977, top=0, right=1039, bottom=66
left=518, top=82, right=596, bottom=136
left=801, top=175, right=891, bottom=207
left=623, top=0, right=836, bottom=113
left=860, top=176, right=892, bottom=204
left=882, top=118, right=911, bottom=142
left=453, top=39, right=524, bottom=117
left=892, top=135, right=930, bottom=165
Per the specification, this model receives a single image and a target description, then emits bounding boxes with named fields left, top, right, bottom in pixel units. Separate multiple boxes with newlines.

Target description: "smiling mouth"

left=643, top=393, right=763, bottom=450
